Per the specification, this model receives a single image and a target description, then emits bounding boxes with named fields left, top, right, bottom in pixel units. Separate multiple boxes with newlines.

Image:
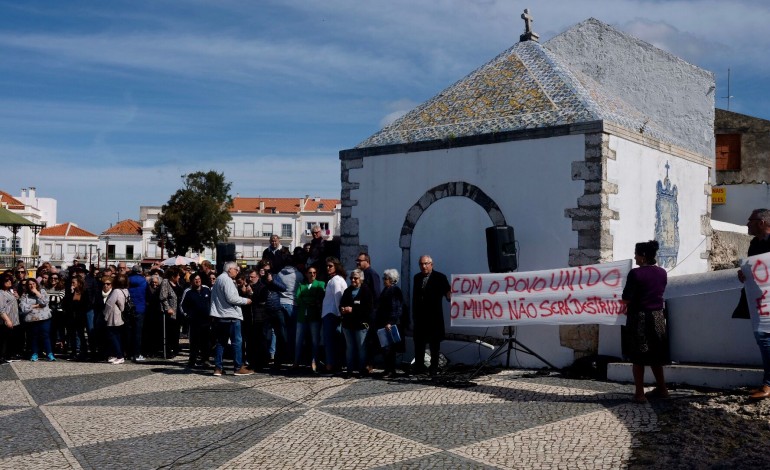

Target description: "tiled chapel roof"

left=356, top=24, right=679, bottom=151
left=231, top=197, right=340, bottom=214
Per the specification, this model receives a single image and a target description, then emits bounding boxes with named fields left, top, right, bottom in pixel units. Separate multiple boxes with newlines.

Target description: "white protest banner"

left=450, top=259, right=632, bottom=327
left=740, top=251, right=770, bottom=333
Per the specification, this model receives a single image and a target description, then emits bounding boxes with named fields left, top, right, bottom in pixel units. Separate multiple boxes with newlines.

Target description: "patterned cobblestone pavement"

left=0, top=358, right=658, bottom=469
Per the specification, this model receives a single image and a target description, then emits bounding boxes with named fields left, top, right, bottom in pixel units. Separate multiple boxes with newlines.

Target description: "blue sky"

left=1, top=0, right=769, bottom=233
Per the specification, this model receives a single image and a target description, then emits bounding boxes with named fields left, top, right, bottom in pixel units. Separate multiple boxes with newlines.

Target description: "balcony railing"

left=228, top=230, right=291, bottom=239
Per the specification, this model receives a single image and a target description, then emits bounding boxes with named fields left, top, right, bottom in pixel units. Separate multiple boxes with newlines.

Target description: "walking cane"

left=163, top=311, right=167, bottom=359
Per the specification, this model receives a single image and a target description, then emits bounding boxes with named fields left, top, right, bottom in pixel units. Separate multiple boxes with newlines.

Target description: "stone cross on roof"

left=520, top=8, right=540, bottom=42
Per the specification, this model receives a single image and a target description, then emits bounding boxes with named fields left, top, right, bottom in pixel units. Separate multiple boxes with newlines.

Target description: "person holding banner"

left=736, top=209, right=770, bottom=400
left=412, top=255, right=451, bottom=375
left=621, top=240, right=669, bottom=404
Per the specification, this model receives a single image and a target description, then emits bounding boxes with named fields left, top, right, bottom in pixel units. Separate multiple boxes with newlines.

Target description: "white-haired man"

left=210, top=261, right=253, bottom=376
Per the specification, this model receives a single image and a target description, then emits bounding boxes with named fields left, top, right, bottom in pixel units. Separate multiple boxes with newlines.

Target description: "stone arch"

left=399, top=181, right=507, bottom=305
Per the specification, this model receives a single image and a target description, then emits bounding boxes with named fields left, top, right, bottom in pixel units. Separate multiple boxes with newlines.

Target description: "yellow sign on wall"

left=712, top=187, right=726, bottom=205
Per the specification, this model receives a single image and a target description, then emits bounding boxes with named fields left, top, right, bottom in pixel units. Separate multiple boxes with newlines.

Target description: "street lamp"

left=104, top=236, right=110, bottom=270
left=159, top=223, right=166, bottom=260
left=88, top=244, right=95, bottom=270
left=96, top=247, right=101, bottom=270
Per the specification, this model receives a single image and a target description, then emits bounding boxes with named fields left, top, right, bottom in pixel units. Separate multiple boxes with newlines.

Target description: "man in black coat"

left=412, top=255, right=450, bottom=375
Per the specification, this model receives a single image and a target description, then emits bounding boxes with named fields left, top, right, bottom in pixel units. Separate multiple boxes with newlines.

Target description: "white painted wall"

left=711, top=183, right=770, bottom=225
left=608, top=136, right=709, bottom=275
left=350, top=135, right=585, bottom=368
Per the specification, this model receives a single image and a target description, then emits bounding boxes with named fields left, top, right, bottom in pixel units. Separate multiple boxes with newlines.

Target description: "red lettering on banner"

left=450, top=302, right=460, bottom=319
left=753, top=260, right=770, bottom=284
left=757, top=290, right=770, bottom=316
left=508, top=299, right=537, bottom=320
left=488, top=280, right=500, bottom=295
left=602, top=269, right=622, bottom=287
left=585, top=267, right=601, bottom=287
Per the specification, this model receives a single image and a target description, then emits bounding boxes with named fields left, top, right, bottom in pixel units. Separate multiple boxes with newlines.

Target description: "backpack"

left=121, top=290, right=137, bottom=324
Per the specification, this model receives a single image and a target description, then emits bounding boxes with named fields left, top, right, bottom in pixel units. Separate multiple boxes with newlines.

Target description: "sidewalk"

left=0, top=354, right=663, bottom=469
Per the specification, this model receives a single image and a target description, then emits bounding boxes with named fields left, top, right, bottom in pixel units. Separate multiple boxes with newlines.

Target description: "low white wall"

left=599, top=269, right=762, bottom=366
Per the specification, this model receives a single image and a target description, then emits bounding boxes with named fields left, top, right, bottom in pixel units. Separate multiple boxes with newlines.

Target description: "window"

left=716, top=134, right=741, bottom=170
left=126, top=245, right=134, bottom=259
left=262, top=223, right=273, bottom=237
left=54, top=244, right=63, bottom=259
left=243, top=244, right=254, bottom=257
left=78, top=244, right=87, bottom=256
left=0, top=238, right=6, bottom=253
left=281, top=224, right=292, bottom=238
left=67, top=244, right=76, bottom=254
left=108, top=244, right=116, bottom=257
left=319, top=222, right=330, bottom=234
left=244, top=223, right=254, bottom=237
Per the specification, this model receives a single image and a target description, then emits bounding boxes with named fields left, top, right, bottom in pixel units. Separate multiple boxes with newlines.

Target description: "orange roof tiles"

left=40, top=222, right=98, bottom=238
left=231, top=197, right=340, bottom=214
left=102, top=219, right=142, bottom=236
left=0, top=190, right=25, bottom=210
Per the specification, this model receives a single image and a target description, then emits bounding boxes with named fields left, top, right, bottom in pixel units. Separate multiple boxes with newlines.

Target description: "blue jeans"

left=28, top=319, right=52, bottom=356
left=322, top=314, right=342, bottom=370
left=213, top=319, right=242, bottom=371
left=343, top=326, right=367, bottom=373
left=107, top=325, right=123, bottom=359
left=281, top=304, right=296, bottom=361
left=295, top=320, right=321, bottom=366
left=755, top=331, right=770, bottom=386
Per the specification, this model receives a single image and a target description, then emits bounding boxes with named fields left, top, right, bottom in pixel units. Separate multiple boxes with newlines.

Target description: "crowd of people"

left=12, top=211, right=767, bottom=401
left=0, top=229, right=441, bottom=380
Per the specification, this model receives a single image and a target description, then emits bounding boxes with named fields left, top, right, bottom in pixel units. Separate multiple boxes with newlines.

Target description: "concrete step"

left=607, top=362, right=764, bottom=390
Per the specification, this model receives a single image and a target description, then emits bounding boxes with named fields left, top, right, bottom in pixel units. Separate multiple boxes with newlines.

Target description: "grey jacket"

left=209, top=272, right=249, bottom=320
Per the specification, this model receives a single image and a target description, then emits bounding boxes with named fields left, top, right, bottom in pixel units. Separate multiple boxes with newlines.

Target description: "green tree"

left=154, top=171, right=233, bottom=255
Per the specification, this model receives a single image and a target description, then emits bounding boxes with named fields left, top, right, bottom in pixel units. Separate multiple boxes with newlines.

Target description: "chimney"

left=259, top=201, right=265, bottom=213
left=20, top=188, right=27, bottom=198
left=29, top=187, right=36, bottom=198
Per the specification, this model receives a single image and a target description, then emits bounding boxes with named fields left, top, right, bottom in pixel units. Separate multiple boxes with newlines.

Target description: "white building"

left=133, top=196, right=341, bottom=266
left=99, top=219, right=143, bottom=267
left=226, top=196, right=340, bottom=265
left=0, top=188, right=49, bottom=266
left=339, top=17, right=715, bottom=367
left=38, top=223, right=99, bottom=268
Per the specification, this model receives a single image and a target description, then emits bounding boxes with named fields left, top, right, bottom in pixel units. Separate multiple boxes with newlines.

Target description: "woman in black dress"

left=622, top=240, right=669, bottom=403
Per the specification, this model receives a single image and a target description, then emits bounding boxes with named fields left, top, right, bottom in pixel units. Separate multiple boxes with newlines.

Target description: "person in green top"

left=293, top=266, right=326, bottom=371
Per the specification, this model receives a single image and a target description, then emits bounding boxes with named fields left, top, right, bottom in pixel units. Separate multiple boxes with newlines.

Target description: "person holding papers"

left=373, top=269, right=405, bottom=378
left=621, top=240, right=668, bottom=404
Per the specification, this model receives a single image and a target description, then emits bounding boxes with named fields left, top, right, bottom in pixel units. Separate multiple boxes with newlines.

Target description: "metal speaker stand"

left=487, top=326, right=557, bottom=370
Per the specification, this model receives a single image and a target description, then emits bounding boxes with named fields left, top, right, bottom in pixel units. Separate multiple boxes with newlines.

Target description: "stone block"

left=340, top=217, right=359, bottom=236
left=571, top=161, right=603, bottom=181
left=342, top=158, right=364, bottom=170
left=399, top=233, right=412, bottom=249
left=418, top=191, right=436, bottom=210
left=406, top=204, right=423, bottom=226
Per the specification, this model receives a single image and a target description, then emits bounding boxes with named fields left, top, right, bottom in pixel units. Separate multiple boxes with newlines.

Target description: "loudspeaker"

left=216, top=242, right=236, bottom=274
left=486, top=225, right=517, bottom=273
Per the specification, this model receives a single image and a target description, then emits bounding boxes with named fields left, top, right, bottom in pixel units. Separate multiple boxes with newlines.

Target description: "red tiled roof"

left=0, top=190, right=24, bottom=210
left=102, top=219, right=142, bottom=235
left=230, top=197, right=340, bottom=214
left=40, top=222, right=98, bottom=238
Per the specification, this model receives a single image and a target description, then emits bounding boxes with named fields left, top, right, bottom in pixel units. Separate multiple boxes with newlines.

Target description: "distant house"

left=711, top=109, right=770, bottom=225
left=100, top=219, right=143, bottom=267
left=39, top=223, right=99, bottom=268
